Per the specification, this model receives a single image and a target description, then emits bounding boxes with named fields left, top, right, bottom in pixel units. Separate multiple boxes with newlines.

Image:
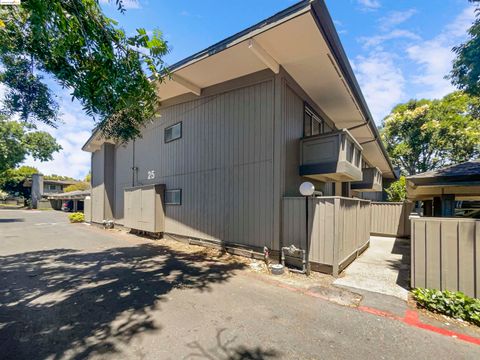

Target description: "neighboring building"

left=83, top=0, right=396, bottom=256
left=407, top=160, right=480, bottom=217
left=47, top=190, right=90, bottom=212
left=26, top=174, right=86, bottom=209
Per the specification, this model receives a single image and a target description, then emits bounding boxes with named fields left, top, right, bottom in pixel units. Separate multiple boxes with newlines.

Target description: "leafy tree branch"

left=0, top=0, right=169, bottom=142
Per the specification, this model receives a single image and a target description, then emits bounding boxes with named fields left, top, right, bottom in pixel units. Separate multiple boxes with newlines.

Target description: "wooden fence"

left=411, top=217, right=480, bottom=298
left=371, top=202, right=413, bottom=238
left=282, top=197, right=371, bottom=276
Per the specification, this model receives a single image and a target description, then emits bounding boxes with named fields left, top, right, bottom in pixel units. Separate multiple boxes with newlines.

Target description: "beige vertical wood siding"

left=283, top=84, right=305, bottom=196
left=282, top=80, right=334, bottom=197
left=113, top=79, right=275, bottom=249
left=91, top=144, right=115, bottom=223
left=411, top=217, right=480, bottom=298
left=84, top=196, right=92, bottom=223
left=371, top=202, right=413, bottom=238
left=91, top=148, right=105, bottom=223
left=283, top=197, right=371, bottom=275
left=114, top=142, right=133, bottom=223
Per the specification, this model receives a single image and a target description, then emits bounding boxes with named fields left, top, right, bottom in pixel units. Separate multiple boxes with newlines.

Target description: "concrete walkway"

left=334, top=236, right=410, bottom=300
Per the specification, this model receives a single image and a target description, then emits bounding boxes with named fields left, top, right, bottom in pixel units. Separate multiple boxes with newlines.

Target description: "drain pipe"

left=131, top=140, right=136, bottom=187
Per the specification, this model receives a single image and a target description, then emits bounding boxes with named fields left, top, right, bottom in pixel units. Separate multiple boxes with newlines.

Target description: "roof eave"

left=310, top=0, right=396, bottom=179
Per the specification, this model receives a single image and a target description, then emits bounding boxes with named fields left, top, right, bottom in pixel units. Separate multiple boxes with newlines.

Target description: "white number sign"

left=147, top=170, right=155, bottom=180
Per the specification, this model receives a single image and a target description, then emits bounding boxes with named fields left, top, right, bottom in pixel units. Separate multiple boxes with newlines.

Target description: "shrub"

left=385, top=176, right=406, bottom=202
left=412, top=288, right=480, bottom=326
left=0, top=190, right=8, bottom=200
left=68, top=212, right=85, bottom=223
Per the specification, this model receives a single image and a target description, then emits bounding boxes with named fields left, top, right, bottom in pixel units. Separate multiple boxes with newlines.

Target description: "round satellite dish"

left=299, top=182, right=315, bottom=196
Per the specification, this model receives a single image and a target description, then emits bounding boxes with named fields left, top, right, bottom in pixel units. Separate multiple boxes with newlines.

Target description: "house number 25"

left=147, top=170, right=155, bottom=180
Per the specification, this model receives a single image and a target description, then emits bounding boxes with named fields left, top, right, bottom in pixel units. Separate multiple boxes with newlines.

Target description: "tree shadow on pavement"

left=0, top=244, right=246, bottom=359
left=185, top=328, right=280, bottom=360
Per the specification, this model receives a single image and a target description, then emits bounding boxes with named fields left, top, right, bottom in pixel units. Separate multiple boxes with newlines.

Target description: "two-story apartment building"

left=83, top=0, right=396, bottom=260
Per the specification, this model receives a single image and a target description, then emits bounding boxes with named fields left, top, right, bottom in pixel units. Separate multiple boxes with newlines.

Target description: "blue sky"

left=18, top=0, right=477, bottom=179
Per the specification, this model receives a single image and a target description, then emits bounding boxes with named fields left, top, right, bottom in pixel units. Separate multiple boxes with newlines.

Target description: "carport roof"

left=406, top=160, right=480, bottom=200
left=407, top=160, right=480, bottom=186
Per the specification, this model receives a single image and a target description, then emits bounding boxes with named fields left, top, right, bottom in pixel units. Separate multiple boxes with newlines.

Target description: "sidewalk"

left=333, top=236, right=410, bottom=300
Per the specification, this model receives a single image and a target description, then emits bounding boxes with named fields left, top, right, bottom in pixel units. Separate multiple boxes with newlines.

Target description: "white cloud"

left=357, top=0, right=381, bottom=11
left=378, top=9, right=417, bottom=31
left=352, top=51, right=406, bottom=123
left=406, top=6, right=476, bottom=99
left=22, top=102, right=94, bottom=180
left=99, top=0, right=141, bottom=10
left=360, top=29, right=420, bottom=48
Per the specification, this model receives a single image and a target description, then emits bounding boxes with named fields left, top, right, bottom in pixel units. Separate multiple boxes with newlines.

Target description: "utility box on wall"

left=124, top=184, right=165, bottom=233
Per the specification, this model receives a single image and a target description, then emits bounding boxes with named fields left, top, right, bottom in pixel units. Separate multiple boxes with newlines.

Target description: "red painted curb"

left=357, top=306, right=401, bottom=321
left=401, top=310, right=480, bottom=346
left=358, top=304, right=480, bottom=346
left=251, top=273, right=480, bottom=346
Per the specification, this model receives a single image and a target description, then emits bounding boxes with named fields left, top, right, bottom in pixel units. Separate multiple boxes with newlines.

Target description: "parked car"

left=61, top=200, right=74, bottom=212
left=456, top=208, right=480, bottom=219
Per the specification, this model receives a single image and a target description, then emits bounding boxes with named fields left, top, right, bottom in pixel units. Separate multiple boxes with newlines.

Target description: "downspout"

left=132, top=140, right=136, bottom=187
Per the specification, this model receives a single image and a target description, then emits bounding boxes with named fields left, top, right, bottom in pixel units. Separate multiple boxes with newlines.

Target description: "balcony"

left=351, top=167, right=383, bottom=192
left=299, top=129, right=363, bottom=182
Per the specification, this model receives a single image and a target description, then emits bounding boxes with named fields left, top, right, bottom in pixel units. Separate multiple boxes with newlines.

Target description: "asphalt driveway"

left=1, top=209, right=479, bottom=360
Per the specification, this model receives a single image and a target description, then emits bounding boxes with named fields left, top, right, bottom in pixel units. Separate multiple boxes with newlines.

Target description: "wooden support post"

left=433, top=197, right=442, bottom=217
left=441, top=194, right=455, bottom=217
left=423, top=200, right=433, bottom=217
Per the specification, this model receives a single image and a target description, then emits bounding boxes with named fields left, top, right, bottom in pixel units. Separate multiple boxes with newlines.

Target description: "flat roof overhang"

left=82, top=130, right=115, bottom=152
left=82, top=0, right=395, bottom=179
left=154, top=0, right=395, bottom=178
left=407, top=181, right=480, bottom=201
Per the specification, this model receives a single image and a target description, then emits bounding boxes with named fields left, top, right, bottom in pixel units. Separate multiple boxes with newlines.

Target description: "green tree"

left=64, top=182, right=90, bottom=193
left=0, top=165, right=38, bottom=197
left=381, top=92, right=480, bottom=175
left=385, top=176, right=407, bottom=202
left=449, top=0, right=480, bottom=96
left=0, top=0, right=169, bottom=142
left=44, top=174, right=76, bottom=181
left=84, top=171, right=91, bottom=183
left=0, top=115, right=61, bottom=173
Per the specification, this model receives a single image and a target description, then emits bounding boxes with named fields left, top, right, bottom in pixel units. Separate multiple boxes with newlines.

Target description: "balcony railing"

left=351, top=167, right=383, bottom=192
left=299, top=129, right=363, bottom=182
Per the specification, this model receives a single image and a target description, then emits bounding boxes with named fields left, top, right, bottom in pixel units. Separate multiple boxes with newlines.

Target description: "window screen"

left=164, top=122, right=182, bottom=143
left=303, top=112, right=312, bottom=137
left=165, top=189, right=182, bottom=205
left=304, top=105, right=332, bottom=137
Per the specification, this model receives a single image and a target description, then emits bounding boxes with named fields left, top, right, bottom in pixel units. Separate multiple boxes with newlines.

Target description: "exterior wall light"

left=299, top=181, right=315, bottom=196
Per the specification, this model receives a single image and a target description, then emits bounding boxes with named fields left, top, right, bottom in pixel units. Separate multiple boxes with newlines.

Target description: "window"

left=303, top=104, right=332, bottom=137
left=165, top=189, right=182, bottom=205
left=164, top=122, right=182, bottom=143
